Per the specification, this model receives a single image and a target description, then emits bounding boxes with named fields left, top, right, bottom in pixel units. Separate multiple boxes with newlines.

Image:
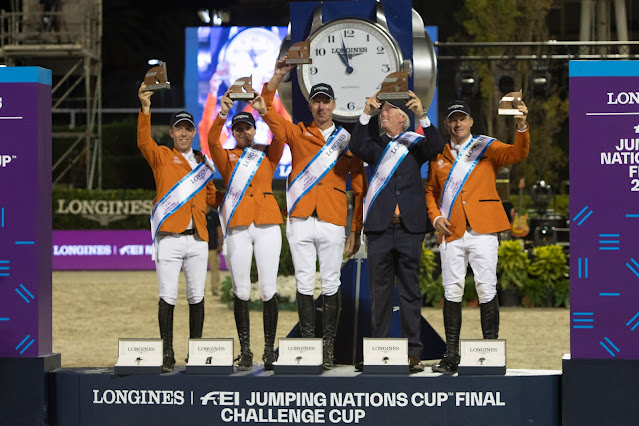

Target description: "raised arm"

left=404, top=90, right=446, bottom=162
left=137, top=83, right=162, bottom=168
left=487, top=102, right=530, bottom=167
left=207, top=90, right=235, bottom=180
left=250, top=93, right=285, bottom=166
left=266, top=56, right=295, bottom=97
left=349, top=93, right=382, bottom=164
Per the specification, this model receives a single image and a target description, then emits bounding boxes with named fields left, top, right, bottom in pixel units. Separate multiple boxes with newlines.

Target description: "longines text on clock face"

left=299, top=20, right=401, bottom=120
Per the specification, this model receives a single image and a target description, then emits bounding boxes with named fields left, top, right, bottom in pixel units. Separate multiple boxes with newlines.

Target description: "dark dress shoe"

left=408, top=355, right=424, bottom=373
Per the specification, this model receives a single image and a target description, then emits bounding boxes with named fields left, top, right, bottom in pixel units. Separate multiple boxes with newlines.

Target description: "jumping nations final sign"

left=569, top=61, right=639, bottom=358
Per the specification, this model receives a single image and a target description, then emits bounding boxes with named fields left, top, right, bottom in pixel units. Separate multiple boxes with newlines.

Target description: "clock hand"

left=248, top=49, right=258, bottom=67
left=340, top=35, right=353, bottom=74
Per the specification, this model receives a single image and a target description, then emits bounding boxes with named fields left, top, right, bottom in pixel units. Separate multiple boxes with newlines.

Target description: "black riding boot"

left=158, top=299, right=175, bottom=373
left=322, top=291, right=341, bottom=369
left=432, top=299, right=462, bottom=373
left=262, top=295, right=279, bottom=371
left=296, top=291, right=316, bottom=338
left=480, top=295, right=500, bottom=339
left=234, top=297, right=253, bottom=370
left=189, top=300, right=205, bottom=339
left=184, top=300, right=205, bottom=362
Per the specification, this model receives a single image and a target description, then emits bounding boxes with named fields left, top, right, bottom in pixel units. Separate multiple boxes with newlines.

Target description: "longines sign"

left=55, top=199, right=153, bottom=226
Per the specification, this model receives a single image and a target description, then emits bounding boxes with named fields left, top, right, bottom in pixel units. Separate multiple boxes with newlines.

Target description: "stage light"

left=198, top=9, right=211, bottom=24
left=147, top=59, right=161, bottom=66
left=210, top=10, right=230, bottom=27
left=454, top=66, right=479, bottom=99
left=531, top=67, right=552, bottom=98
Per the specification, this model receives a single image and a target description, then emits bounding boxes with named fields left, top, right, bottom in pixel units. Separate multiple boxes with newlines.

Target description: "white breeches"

left=155, top=234, right=209, bottom=305
left=440, top=228, right=499, bottom=304
left=286, top=217, right=346, bottom=297
left=225, top=223, right=282, bottom=302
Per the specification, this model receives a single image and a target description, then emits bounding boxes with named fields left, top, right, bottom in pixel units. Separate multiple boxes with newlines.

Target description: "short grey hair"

left=397, top=108, right=411, bottom=131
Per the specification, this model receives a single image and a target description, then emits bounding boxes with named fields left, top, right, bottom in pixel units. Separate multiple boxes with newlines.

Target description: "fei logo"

left=1, top=155, right=16, bottom=167
left=200, top=391, right=239, bottom=406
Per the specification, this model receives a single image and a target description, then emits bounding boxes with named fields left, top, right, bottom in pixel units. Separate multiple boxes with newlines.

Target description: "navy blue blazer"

left=349, top=120, right=445, bottom=234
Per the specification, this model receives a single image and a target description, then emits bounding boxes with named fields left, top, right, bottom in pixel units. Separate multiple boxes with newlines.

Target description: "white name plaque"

left=458, top=339, right=507, bottom=375
left=186, top=338, right=234, bottom=375
left=114, top=338, right=163, bottom=375
left=274, top=338, right=323, bottom=374
left=362, top=338, right=408, bottom=374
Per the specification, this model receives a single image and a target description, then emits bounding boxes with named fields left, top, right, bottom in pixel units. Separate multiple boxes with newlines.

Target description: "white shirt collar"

left=320, top=123, right=336, bottom=141
left=450, top=134, right=473, bottom=151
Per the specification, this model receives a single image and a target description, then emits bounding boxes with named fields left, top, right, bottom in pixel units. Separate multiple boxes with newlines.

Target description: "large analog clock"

left=297, top=18, right=403, bottom=122
left=220, top=27, right=283, bottom=89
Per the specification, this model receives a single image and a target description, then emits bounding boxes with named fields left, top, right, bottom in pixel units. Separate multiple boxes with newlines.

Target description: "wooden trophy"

left=377, top=71, right=409, bottom=101
left=498, top=90, right=524, bottom=115
left=285, top=40, right=312, bottom=65
left=229, top=76, right=255, bottom=101
left=143, top=62, right=171, bottom=92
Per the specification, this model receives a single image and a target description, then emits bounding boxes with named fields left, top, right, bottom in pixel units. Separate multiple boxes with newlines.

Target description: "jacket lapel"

left=173, top=148, right=192, bottom=172
left=442, top=144, right=456, bottom=163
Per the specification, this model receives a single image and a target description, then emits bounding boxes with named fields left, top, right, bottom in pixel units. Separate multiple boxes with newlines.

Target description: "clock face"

left=221, top=28, right=283, bottom=89
left=299, top=19, right=402, bottom=121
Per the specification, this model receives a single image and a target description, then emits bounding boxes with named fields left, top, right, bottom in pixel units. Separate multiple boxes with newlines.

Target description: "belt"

left=310, top=209, right=319, bottom=218
left=392, top=216, right=402, bottom=224
left=180, top=229, right=196, bottom=235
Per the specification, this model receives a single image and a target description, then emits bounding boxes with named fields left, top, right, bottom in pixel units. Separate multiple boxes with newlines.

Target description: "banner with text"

left=53, top=231, right=226, bottom=271
left=569, top=61, right=639, bottom=358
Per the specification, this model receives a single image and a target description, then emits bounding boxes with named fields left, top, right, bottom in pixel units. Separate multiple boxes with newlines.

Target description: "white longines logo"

left=1, top=154, right=16, bottom=167
left=200, top=391, right=240, bottom=406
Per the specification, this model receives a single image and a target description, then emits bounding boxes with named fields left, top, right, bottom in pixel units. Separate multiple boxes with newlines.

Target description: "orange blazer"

left=426, top=129, right=530, bottom=243
left=261, top=85, right=367, bottom=231
left=137, top=111, right=218, bottom=242
left=207, top=113, right=284, bottom=228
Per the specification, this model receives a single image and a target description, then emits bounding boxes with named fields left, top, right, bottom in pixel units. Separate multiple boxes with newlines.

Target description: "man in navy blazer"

left=350, top=90, right=445, bottom=372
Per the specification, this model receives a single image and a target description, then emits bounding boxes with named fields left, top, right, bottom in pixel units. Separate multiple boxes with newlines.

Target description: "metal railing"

left=0, top=10, right=99, bottom=51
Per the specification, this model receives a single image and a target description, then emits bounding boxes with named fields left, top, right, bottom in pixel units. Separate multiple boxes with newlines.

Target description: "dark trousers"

left=366, top=223, right=425, bottom=356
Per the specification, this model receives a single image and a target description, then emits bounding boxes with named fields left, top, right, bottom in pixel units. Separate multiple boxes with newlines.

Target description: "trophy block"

left=143, top=62, right=171, bottom=92
left=377, top=71, right=409, bottom=101
left=229, top=76, right=255, bottom=101
left=498, top=90, right=524, bottom=115
left=285, top=40, right=312, bottom=65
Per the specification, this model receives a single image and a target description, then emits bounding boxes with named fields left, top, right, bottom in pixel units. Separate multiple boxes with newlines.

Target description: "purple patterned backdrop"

left=0, top=68, right=52, bottom=356
left=570, top=61, right=639, bottom=359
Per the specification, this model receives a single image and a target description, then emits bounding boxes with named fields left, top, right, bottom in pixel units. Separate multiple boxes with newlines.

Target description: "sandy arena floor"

left=52, top=271, right=569, bottom=371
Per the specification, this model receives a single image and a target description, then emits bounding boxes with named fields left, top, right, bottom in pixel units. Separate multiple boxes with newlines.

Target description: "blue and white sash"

left=150, top=155, right=216, bottom=245
left=218, top=146, right=266, bottom=236
left=363, top=131, right=422, bottom=223
left=439, top=135, right=494, bottom=219
left=286, top=126, right=350, bottom=215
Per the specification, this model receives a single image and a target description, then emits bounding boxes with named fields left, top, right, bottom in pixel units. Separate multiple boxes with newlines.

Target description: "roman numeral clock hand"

left=340, top=35, right=354, bottom=75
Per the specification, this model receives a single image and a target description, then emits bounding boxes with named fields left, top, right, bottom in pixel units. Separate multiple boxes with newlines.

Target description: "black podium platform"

left=50, top=366, right=560, bottom=425
left=563, top=356, right=639, bottom=426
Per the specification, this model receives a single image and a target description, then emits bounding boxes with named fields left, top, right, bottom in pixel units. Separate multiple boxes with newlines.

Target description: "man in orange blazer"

left=426, top=100, right=529, bottom=373
left=261, top=57, right=368, bottom=369
left=138, top=84, right=218, bottom=373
